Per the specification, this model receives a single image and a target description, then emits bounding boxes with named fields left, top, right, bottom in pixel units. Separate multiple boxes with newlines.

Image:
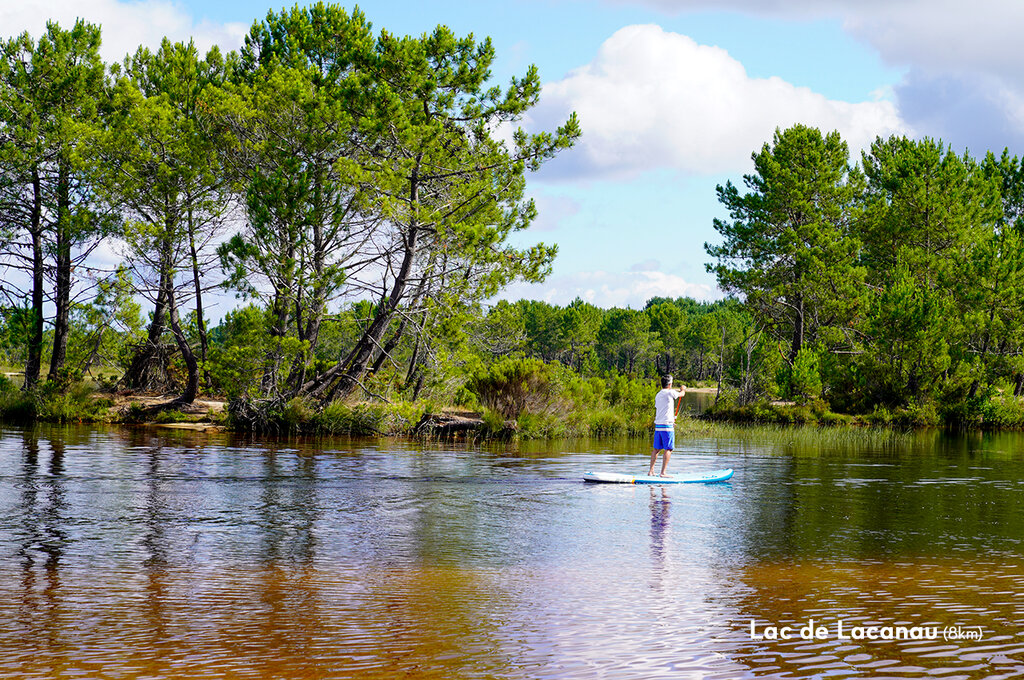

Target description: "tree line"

left=0, top=4, right=579, bottom=413
left=3, top=7, right=1023, bottom=429
left=707, top=124, right=1024, bottom=424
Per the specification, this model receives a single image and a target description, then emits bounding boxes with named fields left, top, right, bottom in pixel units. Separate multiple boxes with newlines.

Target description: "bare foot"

left=659, top=473, right=673, bottom=478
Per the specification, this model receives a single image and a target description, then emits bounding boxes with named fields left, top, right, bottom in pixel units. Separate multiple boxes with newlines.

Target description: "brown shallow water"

left=2, top=424, right=1024, bottom=678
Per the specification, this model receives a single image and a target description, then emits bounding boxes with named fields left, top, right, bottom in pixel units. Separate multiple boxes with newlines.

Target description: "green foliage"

left=209, top=5, right=580, bottom=404
left=707, top=124, right=866, bottom=363
left=979, top=394, right=1024, bottom=429
left=207, top=304, right=307, bottom=399
left=608, top=375, right=654, bottom=421
left=152, top=409, right=188, bottom=424
left=790, top=347, right=822, bottom=403
left=598, top=308, right=657, bottom=375
left=468, top=356, right=566, bottom=420
left=314, top=401, right=426, bottom=436
left=0, top=378, right=35, bottom=422
left=706, top=397, right=845, bottom=427
left=0, top=370, right=112, bottom=424
left=480, top=408, right=511, bottom=438
left=585, top=407, right=630, bottom=436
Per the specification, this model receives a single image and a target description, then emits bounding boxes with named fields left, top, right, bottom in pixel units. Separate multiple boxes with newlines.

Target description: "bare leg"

left=659, top=449, right=672, bottom=477
left=648, top=449, right=662, bottom=476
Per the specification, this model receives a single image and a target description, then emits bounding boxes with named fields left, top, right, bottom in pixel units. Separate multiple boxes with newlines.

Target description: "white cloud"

left=499, top=269, right=717, bottom=308
left=599, top=1, right=1024, bottom=155
left=0, top=0, right=247, bottom=64
left=629, top=259, right=660, bottom=272
left=531, top=24, right=908, bottom=179
left=604, top=0, right=1024, bottom=76
left=837, top=1, right=1024, bottom=81
left=529, top=193, right=581, bottom=232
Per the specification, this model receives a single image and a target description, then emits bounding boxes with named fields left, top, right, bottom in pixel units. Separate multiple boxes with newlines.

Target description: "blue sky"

left=5, top=0, right=1024, bottom=310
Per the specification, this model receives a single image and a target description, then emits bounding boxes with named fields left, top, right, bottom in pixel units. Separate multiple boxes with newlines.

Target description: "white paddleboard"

left=582, top=469, right=733, bottom=484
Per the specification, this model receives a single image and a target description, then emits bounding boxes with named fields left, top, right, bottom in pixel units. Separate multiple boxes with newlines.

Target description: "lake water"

left=2, top=424, right=1024, bottom=679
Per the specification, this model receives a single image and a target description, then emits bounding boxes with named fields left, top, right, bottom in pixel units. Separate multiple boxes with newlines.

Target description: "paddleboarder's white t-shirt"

left=654, top=388, right=683, bottom=425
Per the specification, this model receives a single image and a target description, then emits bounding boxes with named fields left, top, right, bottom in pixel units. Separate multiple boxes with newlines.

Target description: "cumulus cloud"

left=601, top=1, right=1024, bottom=156
left=529, top=193, right=581, bottom=232
left=893, top=70, right=1024, bottom=154
left=499, top=269, right=717, bottom=308
left=629, top=259, right=660, bottom=272
left=531, top=24, right=908, bottom=179
left=606, top=0, right=1024, bottom=84
left=605, top=0, right=1024, bottom=74
left=0, top=0, right=247, bottom=64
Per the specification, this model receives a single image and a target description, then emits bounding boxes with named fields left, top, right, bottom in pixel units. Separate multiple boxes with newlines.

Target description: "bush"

left=153, top=409, right=189, bottom=424
left=790, top=347, right=822, bottom=403
left=0, top=379, right=36, bottom=422
left=979, top=394, right=1024, bottom=429
left=480, top=408, right=511, bottom=438
left=469, top=357, right=566, bottom=419
left=607, top=375, right=653, bottom=420
left=35, top=380, right=111, bottom=424
left=314, top=400, right=426, bottom=436
left=586, top=407, right=629, bottom=436
left=516, top=411, right=567, bottom=439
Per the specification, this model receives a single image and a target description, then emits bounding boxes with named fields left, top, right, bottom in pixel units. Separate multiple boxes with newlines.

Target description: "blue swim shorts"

left=653, top=424, right=674, bottom=451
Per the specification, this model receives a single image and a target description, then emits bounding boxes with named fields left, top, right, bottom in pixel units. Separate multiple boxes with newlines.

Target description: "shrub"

left=0, top=380, right=36, bottom=422
left=469, top=357, right=566, bottom=419
left=607, top=375, right=653, bottom=420
left=980, top=394, right=1024, bottom=429
left=35, top=380, right=111, bottom=423
left=586, top=407, right=628, bottom=436
left=314, top=400, right=426, bottom=436
left=153, top=409, right=189, bottom=424
left=790, top=348, right=822, bottom=403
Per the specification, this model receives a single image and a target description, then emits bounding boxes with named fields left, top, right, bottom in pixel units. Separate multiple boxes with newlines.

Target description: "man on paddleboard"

left=650, top=375, right=685, bottom=477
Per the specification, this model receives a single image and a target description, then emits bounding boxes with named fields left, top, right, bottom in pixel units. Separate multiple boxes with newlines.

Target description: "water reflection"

left=0, top=424, right=1023, bottom=678
left=16, top=429, right=69, bottom=664
left=649, top=486, right=670, bottom=591
left=729, top=558, right=1024, bottom=678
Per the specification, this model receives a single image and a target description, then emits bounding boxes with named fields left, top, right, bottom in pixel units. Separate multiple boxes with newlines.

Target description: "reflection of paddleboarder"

left=649, top=486, right=670, bottom=550
left=649, top=486, right=671, bottom=591
left=649, top=375, right=685, bottom=477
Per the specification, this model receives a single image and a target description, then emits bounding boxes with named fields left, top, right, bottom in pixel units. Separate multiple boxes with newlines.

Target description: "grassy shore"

left=4, top=372, right=1024, bottom=438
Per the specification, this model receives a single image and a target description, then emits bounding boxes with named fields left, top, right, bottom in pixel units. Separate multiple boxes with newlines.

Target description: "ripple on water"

left=2, top=426, right=1024, bottom=678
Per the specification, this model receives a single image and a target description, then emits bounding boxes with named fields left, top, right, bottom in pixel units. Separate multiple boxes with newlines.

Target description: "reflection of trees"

left=723, top=433, right=1024, bottom=676
left=742, top=447, right=1024, bottom=558
left=142, top=443, right=170, bottom=644
left=257, top=448, right=320, bottom=565
left=16, top=429, right=68, bottom=651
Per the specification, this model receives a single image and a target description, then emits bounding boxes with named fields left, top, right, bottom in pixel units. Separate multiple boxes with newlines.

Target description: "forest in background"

left=3, top=4, right=1024, bottom=435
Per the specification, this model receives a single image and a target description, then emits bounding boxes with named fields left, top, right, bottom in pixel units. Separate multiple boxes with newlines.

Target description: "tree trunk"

left=80, top=325, right=106, bottom=375
left=187, top=207, right=211, bottom=391
left=412, top=370, right=426, bottom=401
left=47, top=168, right=71, bottom=381
left=124, top=240, right=171, bottom=390
left=263, top=239, right=295, bottom=396
left=307, top=159, right=424, bottom=402
left=167, top=291, right=198, bottom=404
left=369, top=318, right=407, bottom=377
left=790, top=291, right=804, bottom=363
left=24, top=166, right=44, bottom=390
